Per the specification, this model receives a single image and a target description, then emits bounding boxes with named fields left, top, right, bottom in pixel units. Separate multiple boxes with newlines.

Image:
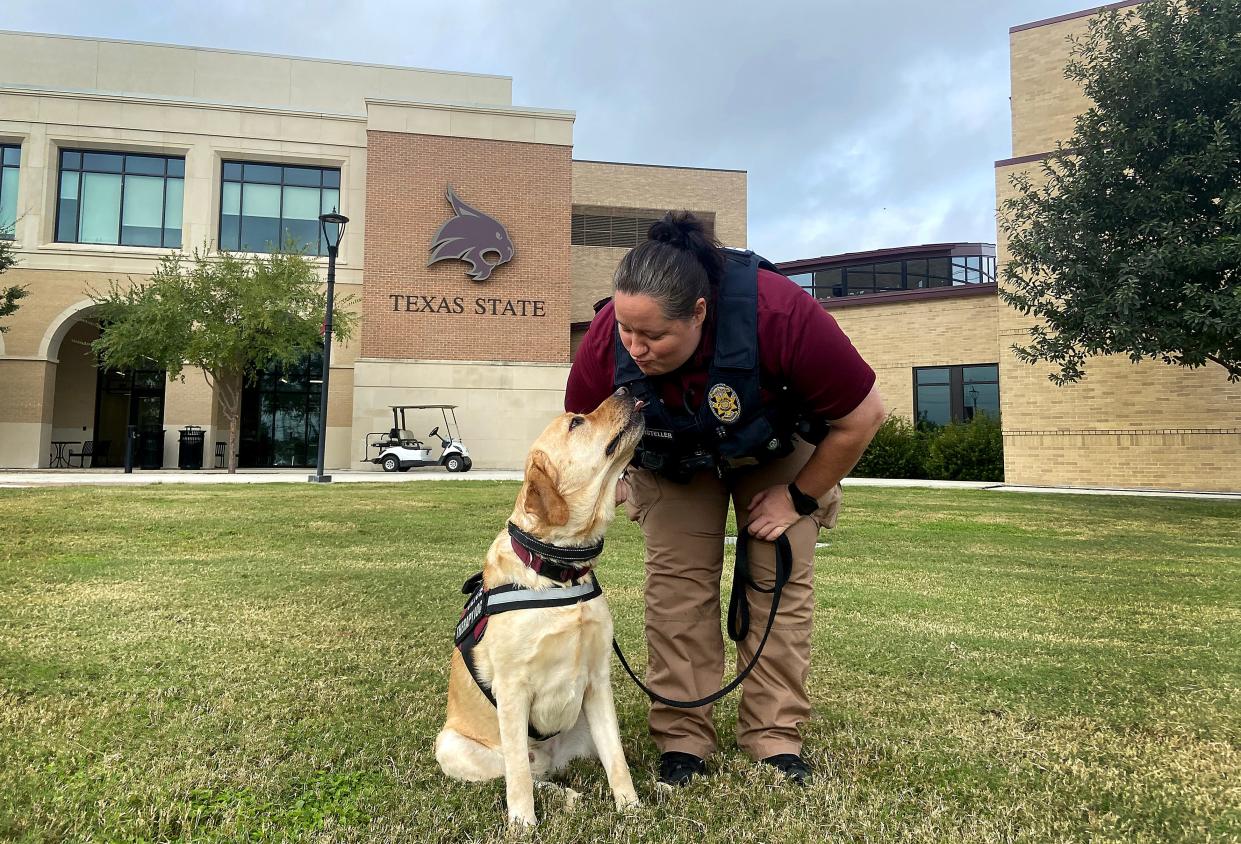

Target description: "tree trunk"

left=215, top=376, right=242, bottom=475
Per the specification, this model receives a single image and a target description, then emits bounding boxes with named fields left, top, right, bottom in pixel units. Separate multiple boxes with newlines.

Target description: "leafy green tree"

left=999, top=0, right=1241, bottom=384
left=0, top=237, right=26, bottom=334
left=91, top=247, right=357, bottom=472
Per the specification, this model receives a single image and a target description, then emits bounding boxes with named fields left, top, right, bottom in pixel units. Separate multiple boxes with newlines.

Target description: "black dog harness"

left=453, top=522, right=607, bottom=740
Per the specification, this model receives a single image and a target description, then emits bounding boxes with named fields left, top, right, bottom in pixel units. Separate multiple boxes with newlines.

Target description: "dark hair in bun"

left=614, top=211, right=723, bottom=320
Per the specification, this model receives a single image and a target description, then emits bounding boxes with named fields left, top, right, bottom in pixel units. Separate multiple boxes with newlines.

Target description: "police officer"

left=566, top=211, right=884, bottom=786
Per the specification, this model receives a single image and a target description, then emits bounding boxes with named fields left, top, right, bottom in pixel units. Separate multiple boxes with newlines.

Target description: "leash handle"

left=612, top=530, right=793, bottom=710
left=726, top=524, right=776, bottom=642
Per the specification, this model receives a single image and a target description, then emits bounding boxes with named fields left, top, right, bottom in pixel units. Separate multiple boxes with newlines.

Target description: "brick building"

left=995, top=2, right=1239, bottom=492
left=775, top=2, right=1239, bottom=493
left=3, top=4, right=1237, bottom=490
left=778, top=244, right=1001, bottom=430
left=0, top=32, right=744, bottom=471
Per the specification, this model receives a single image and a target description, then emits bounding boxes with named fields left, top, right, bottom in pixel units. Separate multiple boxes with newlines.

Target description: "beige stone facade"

left=0, top=31, right=746, bottom=471
left=569, top=161, right=747, bottom=327
left=996, top=2, right=1241, bottom=492
left=825, top=290, right=1000, bottom=423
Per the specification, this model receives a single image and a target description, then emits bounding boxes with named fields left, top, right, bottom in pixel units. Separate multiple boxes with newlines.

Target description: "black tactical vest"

left=613, top=249, right=803, bottom=482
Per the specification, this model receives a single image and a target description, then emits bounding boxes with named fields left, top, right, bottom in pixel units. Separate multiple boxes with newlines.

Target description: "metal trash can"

left=139, top=428, right=164, bottom=470
left=178, top=425, right=205, bottom=470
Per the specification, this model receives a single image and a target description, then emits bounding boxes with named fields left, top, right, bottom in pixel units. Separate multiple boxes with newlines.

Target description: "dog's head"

left=516, top=389, right=645, bottom=544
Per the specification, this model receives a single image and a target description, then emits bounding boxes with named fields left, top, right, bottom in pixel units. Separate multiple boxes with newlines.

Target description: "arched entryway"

left=40, top=303, right=167, bottom=469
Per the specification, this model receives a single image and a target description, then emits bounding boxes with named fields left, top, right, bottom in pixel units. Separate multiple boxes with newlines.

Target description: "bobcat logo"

left=427, top=187, right=515, bottom=281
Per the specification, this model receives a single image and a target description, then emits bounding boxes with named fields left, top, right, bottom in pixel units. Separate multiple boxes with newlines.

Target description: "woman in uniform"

left=565, top=211, right=884, bottom=786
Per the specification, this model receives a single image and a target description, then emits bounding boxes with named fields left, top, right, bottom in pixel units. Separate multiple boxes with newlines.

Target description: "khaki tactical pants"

left=624, top=438, right=840, bottom=761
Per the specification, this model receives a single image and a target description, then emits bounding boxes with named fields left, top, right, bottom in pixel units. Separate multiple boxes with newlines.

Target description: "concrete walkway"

left=0, top=467, right=523, bottom=487
left=1, top=467, right=1236, bottom=500
left=844, top=477, right=1240, bottom=501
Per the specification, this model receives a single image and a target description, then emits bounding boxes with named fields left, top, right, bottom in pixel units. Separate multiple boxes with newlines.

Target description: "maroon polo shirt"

left=565, top=268, right=876, bottom=421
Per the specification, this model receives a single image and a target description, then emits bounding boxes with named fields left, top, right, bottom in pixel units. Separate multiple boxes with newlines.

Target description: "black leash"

left=612, top=529, right=793, bottom=709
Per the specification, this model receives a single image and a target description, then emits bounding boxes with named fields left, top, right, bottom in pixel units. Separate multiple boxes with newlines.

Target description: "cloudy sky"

left=9, top=0, right=1096, bottom=261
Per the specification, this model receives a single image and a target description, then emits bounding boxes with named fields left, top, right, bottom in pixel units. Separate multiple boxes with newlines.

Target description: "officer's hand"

left=745, top=485, right=801, bottom=541
left=614, top=476, right=630, bottom=506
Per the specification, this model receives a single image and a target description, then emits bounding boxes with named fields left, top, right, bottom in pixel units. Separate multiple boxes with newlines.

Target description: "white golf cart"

left=364, top=404, right=473, bottom=473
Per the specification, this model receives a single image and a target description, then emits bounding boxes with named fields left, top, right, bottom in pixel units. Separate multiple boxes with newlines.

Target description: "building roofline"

left=572, top=158, right=746, bottom=174
left=366, top=97, right=575, bottom=120
left=995, top=151, right=1055, bottom=168
left=0, top=29, right=513, bottom=83
left=1010, top=1, right=1144, bottom=34
left=0, top=83, right=366, bottom=122
left=777, top=242, right=995, bottom=272
left=0, top=85, right=570, bottom=125
left=821, top=283, right=998, bottom=310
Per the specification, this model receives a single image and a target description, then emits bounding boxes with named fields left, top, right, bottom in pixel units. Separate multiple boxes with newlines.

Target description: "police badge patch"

left=708, top=383, right=741, bottom=423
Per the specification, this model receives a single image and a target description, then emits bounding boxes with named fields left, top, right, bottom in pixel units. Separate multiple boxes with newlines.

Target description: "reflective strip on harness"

left=486, top=580, right=601, bottom=610
left=454, top=574, right=605, bottom=741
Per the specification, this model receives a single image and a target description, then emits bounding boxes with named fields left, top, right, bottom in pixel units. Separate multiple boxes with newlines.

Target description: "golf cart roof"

left=390, top=404, right=458, bottom=410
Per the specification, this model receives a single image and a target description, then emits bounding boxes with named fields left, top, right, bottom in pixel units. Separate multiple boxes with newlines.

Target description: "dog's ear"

left=523, top=449, right=569, bottom=527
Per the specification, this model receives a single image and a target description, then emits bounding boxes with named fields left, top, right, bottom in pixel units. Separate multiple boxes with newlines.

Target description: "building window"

left=56, top=150, right=184, bottom=248
left=571, top=210, right=715, bottom=248
left=914, top=364, right=1000, bottom=427
left=951, top=255, right=994, bottom=285
left=220, top=161, right=341, bottom=255
left=788, top=272, right=813, bottom=293
left=815, top=267, right=844, bottom=297
left=794, top=252, right=996, bottom=299
left=0, top=144, right=19, bottom=238
left=238, top=353, right=322, bottom=468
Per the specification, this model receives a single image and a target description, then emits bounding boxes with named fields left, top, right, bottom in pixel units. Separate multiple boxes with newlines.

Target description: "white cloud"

left=5, top=0, right=1092, bottom=263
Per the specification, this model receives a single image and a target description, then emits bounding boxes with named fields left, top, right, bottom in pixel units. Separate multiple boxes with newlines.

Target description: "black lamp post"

left=309, top=211, right=349, bottom=483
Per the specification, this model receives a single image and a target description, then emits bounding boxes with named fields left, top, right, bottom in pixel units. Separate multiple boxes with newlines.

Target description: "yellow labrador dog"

left=435, top=388, right=643, bottom=826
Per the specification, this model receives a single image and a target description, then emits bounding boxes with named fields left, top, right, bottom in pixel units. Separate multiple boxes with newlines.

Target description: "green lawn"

left=0, top=483, right=1237, bottom=843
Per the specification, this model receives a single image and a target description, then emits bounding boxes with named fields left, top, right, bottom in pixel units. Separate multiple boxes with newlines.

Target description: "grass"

left=0, top=482, right=1237, bottom=843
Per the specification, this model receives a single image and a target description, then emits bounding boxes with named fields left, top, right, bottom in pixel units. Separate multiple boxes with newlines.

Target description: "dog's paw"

left=535, top=780, right=580, bottom=810
left=506, top=808, right=538, bottom=829
left=614, top=789, right=640, bottom=811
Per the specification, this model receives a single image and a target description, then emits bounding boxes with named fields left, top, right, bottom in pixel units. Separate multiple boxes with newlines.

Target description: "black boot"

left=761, top=753, right=812, bottom=785
left=658, top=751, right=706, bottom=786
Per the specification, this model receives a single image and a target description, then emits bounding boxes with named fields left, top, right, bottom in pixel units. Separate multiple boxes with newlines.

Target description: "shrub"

left=925, top=412, right=1005, bottom=482
left=852, top=414, right=929, bottom=479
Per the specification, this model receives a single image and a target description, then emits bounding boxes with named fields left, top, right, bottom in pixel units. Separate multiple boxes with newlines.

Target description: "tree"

left=0, top=238, right=26, bottom=334
left=998, top=0, right=1241, bottom=384
left=90, top=246, right=357, bottom=472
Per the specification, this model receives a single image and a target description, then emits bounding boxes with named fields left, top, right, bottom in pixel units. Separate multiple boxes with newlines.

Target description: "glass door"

left=93, top=365, right=166, bottom=467
left=238, top=353, right=322, bottom=468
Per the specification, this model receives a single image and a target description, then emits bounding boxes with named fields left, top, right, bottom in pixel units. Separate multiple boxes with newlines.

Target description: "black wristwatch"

left=787, top=481, right=818, bottom=516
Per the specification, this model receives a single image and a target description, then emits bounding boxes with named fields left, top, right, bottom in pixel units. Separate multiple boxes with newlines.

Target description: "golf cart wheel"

left=381, top=454, right=400, bottom=472
left=445, top=455, right=464, bottom=473
left=463, top=457, right=473, bottom=472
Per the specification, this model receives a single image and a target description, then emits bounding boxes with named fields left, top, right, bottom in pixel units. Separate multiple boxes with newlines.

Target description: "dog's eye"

left=569, top=416, right=585, bottom=431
